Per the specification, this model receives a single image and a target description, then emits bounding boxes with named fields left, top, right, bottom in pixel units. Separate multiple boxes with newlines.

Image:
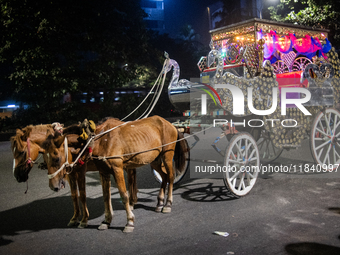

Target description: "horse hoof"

left=98, top=222, right=110, bottom=231
left=162, top=206, right=171, bottom=213
left=123, top=225, right=134, bottom=233
left=67, top=220, right=79, bottom=227
left=78, top=222, right=88, bottom=228
left=155, top=206, right=163, bottom=213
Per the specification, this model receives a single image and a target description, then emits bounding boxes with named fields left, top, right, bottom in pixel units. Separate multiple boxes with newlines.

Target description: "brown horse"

left=11, top=124, right=54, bottom=182
left=11, top=121, right=137, bottom=229
left=42, top=118, right=138, bottom=229
left=44, top=115, right=187, bottom=232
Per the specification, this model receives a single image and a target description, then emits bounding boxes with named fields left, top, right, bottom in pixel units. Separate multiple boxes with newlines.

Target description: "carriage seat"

left=276, top=71, right=309, bottom=88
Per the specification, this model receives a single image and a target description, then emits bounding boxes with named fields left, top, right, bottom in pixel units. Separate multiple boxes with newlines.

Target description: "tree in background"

left=269, top=0, right=340, bottom=49
left=0, top=0, right=157, bottom=126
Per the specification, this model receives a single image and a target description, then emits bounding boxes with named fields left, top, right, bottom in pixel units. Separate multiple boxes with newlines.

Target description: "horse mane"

left=29, top=124, right=53, bottom=133
left=63, top=124, right=81, bottom=135
left=11, top=124, right=53, bottom=151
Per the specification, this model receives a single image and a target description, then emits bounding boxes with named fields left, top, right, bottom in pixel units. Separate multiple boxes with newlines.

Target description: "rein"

left=47, top=55, right=180, bottom=179
left=47, top=124, right=214, bottom=180
left=91, top=125, right=214, bottom=161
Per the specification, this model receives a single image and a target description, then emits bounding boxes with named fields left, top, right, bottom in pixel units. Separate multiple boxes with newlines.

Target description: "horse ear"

left=46, top=129, right=54, bottom=138
left=22, top=126, right=33, bottom=141
left=15, top=128, right=24, bottom=138
left=11, top=129, right=25, bottom=151
left=54, top=135, right=66, bottom=148
left=42, top=130, right=54, bottom=151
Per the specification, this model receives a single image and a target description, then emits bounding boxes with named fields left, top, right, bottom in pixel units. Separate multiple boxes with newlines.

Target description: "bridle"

left=13, top=138, right=39, bottom=174
left=47, top=136, right=70, bottom=179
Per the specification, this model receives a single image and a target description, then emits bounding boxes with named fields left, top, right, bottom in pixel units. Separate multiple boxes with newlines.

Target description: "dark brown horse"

left=44, top=116, right=187, bottom=232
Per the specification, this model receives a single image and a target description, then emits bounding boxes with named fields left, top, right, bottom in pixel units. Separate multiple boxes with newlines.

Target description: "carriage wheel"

left=272, top=60, right=289, bottom=74
left=223, top=132, right=259, bottom=197
left=257, top=129, right=283, bottom=163
left=292, top=57, right=312, bottom=72
left=151, top=140, right=190, bottom=184
left=310, top=108, right=340, bottom=170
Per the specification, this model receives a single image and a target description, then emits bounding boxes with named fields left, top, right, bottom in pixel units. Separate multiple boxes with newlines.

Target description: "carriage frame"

left=154, top=18, right=340, bottom=197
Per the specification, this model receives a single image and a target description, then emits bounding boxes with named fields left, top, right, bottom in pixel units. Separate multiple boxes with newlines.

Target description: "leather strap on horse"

left=47, top=137, right=69, bottom=179
left=12, top=138, right=38, bottom=172
left=91, top=125, right=214, bottom=161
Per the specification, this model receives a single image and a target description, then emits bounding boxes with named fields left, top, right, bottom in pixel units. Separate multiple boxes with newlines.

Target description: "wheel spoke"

left=246, top=172, right=251, bottom=186
left=315, top=139, right=331, bottom=151
left=324, top=113, right=331, bottom=136
left=315, top=127, right=330, bottom=138
left=322, top=144, right=332, bottom=165
left=317, top=147, right=324, bottom=160
left=333, top=114, right=338, bottom=136
left=238, top=174, right=245, bottom=191
left=230, top=170, right=242, bottom=182
left=229, top=159, right=242, bottom=164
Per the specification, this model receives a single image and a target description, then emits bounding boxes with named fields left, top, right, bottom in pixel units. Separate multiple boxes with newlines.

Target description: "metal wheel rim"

left=273, top=60, right=289, bottom=74
left=292, top=57, right=312, bottom=72
left=223, top=132, right=259, bottom=197
left=257, top=129, right=283, bottom=163
left=310, top=108, right=340, bottom=170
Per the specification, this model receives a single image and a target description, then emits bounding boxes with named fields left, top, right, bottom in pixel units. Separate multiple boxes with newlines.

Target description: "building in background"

left=209, top=0, right=263, bottom=30
left=141, top=0, right=165, bottom=33
left=0, top=100, right=20, bottom=119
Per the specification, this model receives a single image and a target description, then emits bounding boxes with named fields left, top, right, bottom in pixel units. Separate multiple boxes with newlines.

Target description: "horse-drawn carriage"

left=11, top=18, right=340, bottom=232
left=164, top=18, right=340, bottom=197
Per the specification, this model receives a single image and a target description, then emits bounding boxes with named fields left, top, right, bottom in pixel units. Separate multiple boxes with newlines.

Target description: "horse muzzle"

left=49, top=177, right=66, bottom=192
left=13, top=165, right=32, bottom=183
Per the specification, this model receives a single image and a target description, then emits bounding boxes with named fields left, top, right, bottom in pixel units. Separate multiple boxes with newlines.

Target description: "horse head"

left=42, top=130, right=72, bottom=192
left=11, top=126, right=43, bottom=182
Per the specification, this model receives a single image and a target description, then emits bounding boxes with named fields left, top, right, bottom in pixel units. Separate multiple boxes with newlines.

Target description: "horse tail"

left=174, top=130, right=187, bottom=174
left=127, top=168, right=138, bottom=205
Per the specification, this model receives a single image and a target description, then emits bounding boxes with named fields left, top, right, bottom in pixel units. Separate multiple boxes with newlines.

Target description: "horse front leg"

left=77, top=166, right=89, bottom=228
left=112, top=163, right=135, bottom=233
left=98, top=172, right=113, bottom=230
left=67, top=173, right=80, bottom=227
left=151, top=161, right=167, bottom=212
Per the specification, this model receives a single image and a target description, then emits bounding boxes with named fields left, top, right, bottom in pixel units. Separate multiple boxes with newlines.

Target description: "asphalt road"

left=1, top=129, right=340, bottom=255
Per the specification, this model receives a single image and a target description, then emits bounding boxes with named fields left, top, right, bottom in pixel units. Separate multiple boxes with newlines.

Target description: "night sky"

left=164, top=0, right=221, bottom=45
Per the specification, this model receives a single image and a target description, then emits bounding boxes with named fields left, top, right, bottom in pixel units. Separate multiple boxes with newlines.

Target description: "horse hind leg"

left=162, top=153, right=175, bottom=213
left=151, top=161, right=167, bottom=213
